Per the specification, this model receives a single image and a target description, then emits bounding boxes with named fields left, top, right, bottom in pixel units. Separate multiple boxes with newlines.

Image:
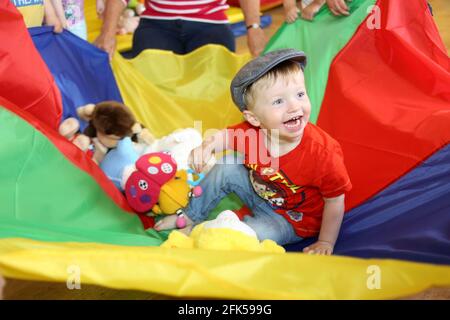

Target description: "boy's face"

left=244, top=70, right=311, bottom=143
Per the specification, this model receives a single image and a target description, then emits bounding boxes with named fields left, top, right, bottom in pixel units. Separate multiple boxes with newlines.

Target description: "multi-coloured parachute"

left=0, top=0, right=449, bottom=299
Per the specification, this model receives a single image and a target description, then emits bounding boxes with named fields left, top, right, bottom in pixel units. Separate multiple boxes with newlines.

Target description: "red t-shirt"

left=227, top=121, right=352, bottom=238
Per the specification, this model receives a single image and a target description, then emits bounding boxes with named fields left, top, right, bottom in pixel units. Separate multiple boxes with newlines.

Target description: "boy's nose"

left=287, top=100, right=304, bottom=114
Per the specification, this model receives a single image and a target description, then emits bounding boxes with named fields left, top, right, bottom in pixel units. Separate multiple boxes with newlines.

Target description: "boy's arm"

left=283, top=0, right=300, bottom=23
left=43, top=0, right=63, bottom=33
left=303, top=194, right=345, bottom=255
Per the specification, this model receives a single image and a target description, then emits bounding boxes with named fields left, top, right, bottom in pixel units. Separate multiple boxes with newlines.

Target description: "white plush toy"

left=139, top=128, right=215, bottom=171
left=123, top=128, right=215, bottom=192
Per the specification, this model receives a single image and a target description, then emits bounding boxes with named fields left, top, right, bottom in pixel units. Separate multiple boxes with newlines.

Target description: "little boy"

left=155, top=49, right=352, bottom=255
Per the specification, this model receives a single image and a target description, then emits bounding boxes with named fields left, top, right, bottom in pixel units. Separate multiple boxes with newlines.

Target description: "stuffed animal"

left=125, top=152, right=178, bottom=213
left=161, top=211, right=285, bottom=253
left=59, top=101, right=154, bottom=164
left=100, top=137, right=139, bottom=190
left=117, top=8, right=140, bottom=35
left=58, top=116, right=93, bottom=155
left=141, top=128, right=206, bottom=171
left=152, top=169, right=203, bottom=215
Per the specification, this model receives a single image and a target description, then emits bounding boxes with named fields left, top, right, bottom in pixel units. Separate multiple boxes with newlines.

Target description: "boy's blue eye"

left=272, top=98, right=283, bottom=106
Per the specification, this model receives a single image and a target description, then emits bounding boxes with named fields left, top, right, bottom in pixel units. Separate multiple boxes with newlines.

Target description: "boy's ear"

left=243, top=110, right=261, bottom=127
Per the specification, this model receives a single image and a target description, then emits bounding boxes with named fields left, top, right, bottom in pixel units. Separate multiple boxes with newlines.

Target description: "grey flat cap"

left=230, top=48, right=307, bottom=111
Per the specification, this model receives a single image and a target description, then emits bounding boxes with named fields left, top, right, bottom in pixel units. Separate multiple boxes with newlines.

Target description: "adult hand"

left=303, top=240, right=334, bottom=255
left=247, top=27, right=267, bottom=57
left=284, top=5, right=300, bottom=24
left=93, top=32, right=117, bottom=61
left=326, top=0, right=350, bottom=16
left=93, top=0, right=126, bottom=60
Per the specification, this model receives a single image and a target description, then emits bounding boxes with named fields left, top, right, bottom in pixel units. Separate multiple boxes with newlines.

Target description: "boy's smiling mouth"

left=283, top=115, right=303, bottom=130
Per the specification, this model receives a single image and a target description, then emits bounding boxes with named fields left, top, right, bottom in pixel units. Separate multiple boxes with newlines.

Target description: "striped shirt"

left=123, top=0, right=230, bottom=24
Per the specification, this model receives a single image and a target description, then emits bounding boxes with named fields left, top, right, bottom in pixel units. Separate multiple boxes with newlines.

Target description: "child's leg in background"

left=185, top=154, right=302, bottom=245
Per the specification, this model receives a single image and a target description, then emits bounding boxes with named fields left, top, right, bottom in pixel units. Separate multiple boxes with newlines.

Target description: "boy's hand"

left=284, top=5, right=300, bottom=23
left=303, top=240, right=334, bottom=255
left=326, top=0, right=350, bottom=16
left=189, top=137, right=216, bottom=173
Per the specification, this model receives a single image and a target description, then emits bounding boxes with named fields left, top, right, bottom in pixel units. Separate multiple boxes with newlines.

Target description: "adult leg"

left=184, top=21, right=236, bottom=53
left=132, top=19, right=185, bottom=56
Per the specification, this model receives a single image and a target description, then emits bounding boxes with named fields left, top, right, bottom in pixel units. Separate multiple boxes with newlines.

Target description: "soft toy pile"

left=161, top=211, right=285, bottom=253
left=98, top=127, right=208, bottom=216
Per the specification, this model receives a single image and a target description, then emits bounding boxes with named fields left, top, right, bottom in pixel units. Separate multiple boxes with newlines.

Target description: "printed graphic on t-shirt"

left=248, top=164, right=306, bottom=211
left=286, top=210, right=303, bottom=222
left=62, top=0, right=84, bottom=26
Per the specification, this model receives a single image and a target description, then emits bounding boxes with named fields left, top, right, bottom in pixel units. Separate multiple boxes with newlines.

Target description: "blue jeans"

left=132, top=18, right=236, bottom=56
left=185, top=155, right=303, bottom=245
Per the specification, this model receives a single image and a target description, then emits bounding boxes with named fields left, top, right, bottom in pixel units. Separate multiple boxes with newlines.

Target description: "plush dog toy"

left=161, top=211, right=285, bottom=253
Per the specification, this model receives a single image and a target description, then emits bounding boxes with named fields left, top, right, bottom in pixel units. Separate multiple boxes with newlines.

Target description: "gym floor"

left=3, top=0, right=449, bottom=300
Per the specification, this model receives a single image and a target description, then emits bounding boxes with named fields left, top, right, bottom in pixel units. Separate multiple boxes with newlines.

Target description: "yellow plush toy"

left=161, top=211, right=285, bottom=253
left=152, top=170, right=191, bottom=215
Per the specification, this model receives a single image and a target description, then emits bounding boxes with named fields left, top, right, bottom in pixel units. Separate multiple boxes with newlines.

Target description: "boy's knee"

left=244, top=217, right=282, bottom=244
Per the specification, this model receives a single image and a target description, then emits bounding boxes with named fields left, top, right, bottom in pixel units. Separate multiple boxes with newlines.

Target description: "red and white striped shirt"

left=124, top=0, right=230, bottom=24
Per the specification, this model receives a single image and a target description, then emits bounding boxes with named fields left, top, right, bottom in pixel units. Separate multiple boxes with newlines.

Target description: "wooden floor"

left=2, top=0, right=449, bottom=300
